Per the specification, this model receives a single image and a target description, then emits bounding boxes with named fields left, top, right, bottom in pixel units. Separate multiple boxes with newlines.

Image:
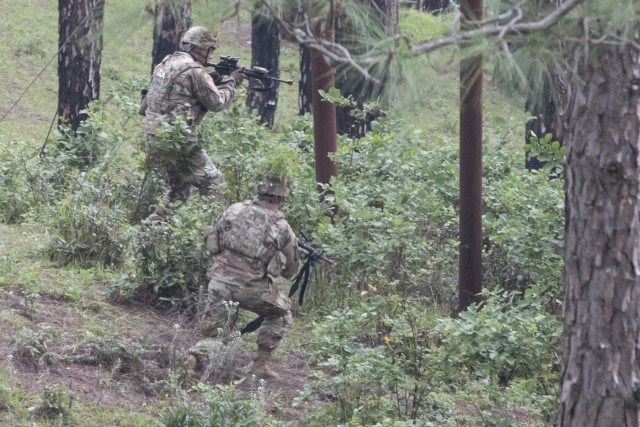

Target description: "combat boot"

left=250, top=348, right=279, bottom=379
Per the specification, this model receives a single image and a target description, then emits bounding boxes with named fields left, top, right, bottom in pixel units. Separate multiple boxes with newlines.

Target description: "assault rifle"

left=206, top=55, right=294, bottom=92
left=240, top=241, right=334, bottom=334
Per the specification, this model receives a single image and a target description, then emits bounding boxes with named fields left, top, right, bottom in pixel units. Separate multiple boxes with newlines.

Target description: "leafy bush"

left=45, top=177, right=136, bottom=267
left=121, top=204, right=211, bottom=307
left=0, top=84, right=144, bottom=267
left=434, top=285, right=561, bottom=388
left=0, top=140, right=32, bottom=223
left=301, top=295, right=462, bottom=425
left=36, top=385, right=74, bottom=423
left=483, top=142, right=564, bottom=296
left=302, top=288, right=559, bottom=424
left=12, top=327, right=48, bottom=364
left=161, top=384, right=272, bottom=427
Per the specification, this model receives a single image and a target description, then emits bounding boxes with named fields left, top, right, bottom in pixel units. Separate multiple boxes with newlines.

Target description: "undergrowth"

left=0, top=62, right=563, bottom=427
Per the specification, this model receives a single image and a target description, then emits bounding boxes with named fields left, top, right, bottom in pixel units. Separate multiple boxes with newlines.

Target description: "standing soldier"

left=139, top=26, right=245, bottom=222
left=188, top=173, right=300, bottom=378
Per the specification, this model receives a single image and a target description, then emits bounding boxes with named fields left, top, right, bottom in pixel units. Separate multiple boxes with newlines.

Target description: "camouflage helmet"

left=180, top=26, right=218, bottom=51
left=256, top=174, right=292, bottom=198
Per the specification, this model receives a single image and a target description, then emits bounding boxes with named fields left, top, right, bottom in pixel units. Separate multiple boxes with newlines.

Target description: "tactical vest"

left=146, top=53, right=201, bottom=117
left=219, top=201, right=284, bottom=267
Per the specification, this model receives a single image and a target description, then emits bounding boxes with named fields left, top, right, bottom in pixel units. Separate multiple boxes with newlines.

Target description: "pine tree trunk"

left=298, top=46, right=313, bottom=116
left=151, top=0, right=192, bottom=73
left=247, top=10, right=280, bottom=129
left=311, top=48, right=338, bottom=189
left=558, top=32, right=640, bottom=426
left=57, top=0, right=105, bottom=133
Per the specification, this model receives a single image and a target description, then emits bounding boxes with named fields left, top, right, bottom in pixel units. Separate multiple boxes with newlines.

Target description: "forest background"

left=0, top=0, right=566, bottom=426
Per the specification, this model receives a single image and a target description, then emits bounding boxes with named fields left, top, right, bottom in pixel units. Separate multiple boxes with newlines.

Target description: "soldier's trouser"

left=153, top=150, right=224, bottom=217
left=201, top=277, right=292, bottom=350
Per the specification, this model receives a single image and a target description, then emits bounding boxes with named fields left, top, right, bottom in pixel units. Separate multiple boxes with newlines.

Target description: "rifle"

left=240, top=242, right=334, bottom=334
left=206, top=55, right=294, bottom=92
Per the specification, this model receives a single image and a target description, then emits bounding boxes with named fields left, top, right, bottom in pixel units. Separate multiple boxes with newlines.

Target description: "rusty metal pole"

left=458, top=0, right=483, bottom=313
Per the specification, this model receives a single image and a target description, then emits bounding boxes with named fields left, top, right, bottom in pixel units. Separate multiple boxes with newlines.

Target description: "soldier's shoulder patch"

left=201, top=71, right=216, bottom=91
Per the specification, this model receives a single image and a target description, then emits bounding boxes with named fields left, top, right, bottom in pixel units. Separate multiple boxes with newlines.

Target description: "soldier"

left=188, top=173, right=300, bottom=378
left=139, top=26, right=245, bottom=222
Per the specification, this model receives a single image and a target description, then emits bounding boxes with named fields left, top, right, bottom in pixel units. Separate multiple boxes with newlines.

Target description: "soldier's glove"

left=229, top=67, right=245, bottom=85
left=209, top=70, right=223, bottom=83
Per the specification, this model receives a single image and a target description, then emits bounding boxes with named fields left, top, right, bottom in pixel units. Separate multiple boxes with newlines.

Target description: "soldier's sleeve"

left=278, top=221, right=300, bottom=279
left=191, top=68, right=236, bottom=113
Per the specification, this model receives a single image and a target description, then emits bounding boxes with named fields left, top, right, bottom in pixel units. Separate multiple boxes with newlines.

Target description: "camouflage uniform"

left=139, top=51, right=236, bottom=217
left=199, top=200, right=299, bottom=351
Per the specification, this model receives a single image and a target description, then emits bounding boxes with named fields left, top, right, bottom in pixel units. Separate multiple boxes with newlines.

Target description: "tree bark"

left=311, top=48, right=338, bottom=191
left=57, top=0, right=105, bottom=133
left=457, top=0, right=483, bottom=313
left=298, top=46, right=313, bottom=116
left=307, top=1, right=338, bottom=210
left=247, top=9, right=280, bottom=129
left=558, top=32, right=640, bottom=426
left=151, top=0, right=192, bottom=73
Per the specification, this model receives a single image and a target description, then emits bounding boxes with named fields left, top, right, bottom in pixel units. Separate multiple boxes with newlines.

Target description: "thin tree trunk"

left=558, top=32, right=640, bottom=426
left=151, top=0, right=192, bottom=73
left=457, top=0, right=483, bottom=313
left=247, top=9, right=280, bottom=129
left=311, top=48, right=338, bottom=191
left=308, top=1, right=338, bottom=211
left=57, top=0, right=105, bottom=133
left=298, top=46, right=313, bottom=116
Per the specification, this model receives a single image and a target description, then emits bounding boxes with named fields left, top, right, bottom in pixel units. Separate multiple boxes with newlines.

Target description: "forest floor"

left=0, top=223, right=316, bottom=425
left=0, top=219, right=545, bottom=426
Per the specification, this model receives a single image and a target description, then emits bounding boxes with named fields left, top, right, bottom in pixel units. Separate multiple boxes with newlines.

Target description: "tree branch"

left=257, top=0, right=377, bottom=81
left=412, top=0, right=584, bottom=55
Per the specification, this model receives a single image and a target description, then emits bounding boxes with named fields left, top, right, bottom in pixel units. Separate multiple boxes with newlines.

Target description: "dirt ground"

left=0, top=288, right=313, bottom=423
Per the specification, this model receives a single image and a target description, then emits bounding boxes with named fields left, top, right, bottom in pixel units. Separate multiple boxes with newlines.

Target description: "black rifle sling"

left=240, top=255, right=315, bottom=335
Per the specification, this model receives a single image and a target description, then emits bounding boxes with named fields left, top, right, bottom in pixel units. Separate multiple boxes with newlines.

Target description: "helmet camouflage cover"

left=256, top=174, right=292, bottom=198
left=180, top=26, right=218, bottom=51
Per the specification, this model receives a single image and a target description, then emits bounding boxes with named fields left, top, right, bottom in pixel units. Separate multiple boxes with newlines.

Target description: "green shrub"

left=122, top=204, right=210, bottom=307
left=36, top=384, right=74, bottom=423
left=483, top=143, right=564, bottom=297
left=301, top=295, right=461, bottom=425
left=0, top=140, right=32, bottom=223
left=161, top=384, right=271, bottom=427
left=434, top=285, right=561, bottom=388
left=45, top=178, right=135, bottom=267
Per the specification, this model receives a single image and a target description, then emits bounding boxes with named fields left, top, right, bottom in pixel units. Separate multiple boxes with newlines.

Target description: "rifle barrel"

left=205, top=62, right=294, bottom=85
